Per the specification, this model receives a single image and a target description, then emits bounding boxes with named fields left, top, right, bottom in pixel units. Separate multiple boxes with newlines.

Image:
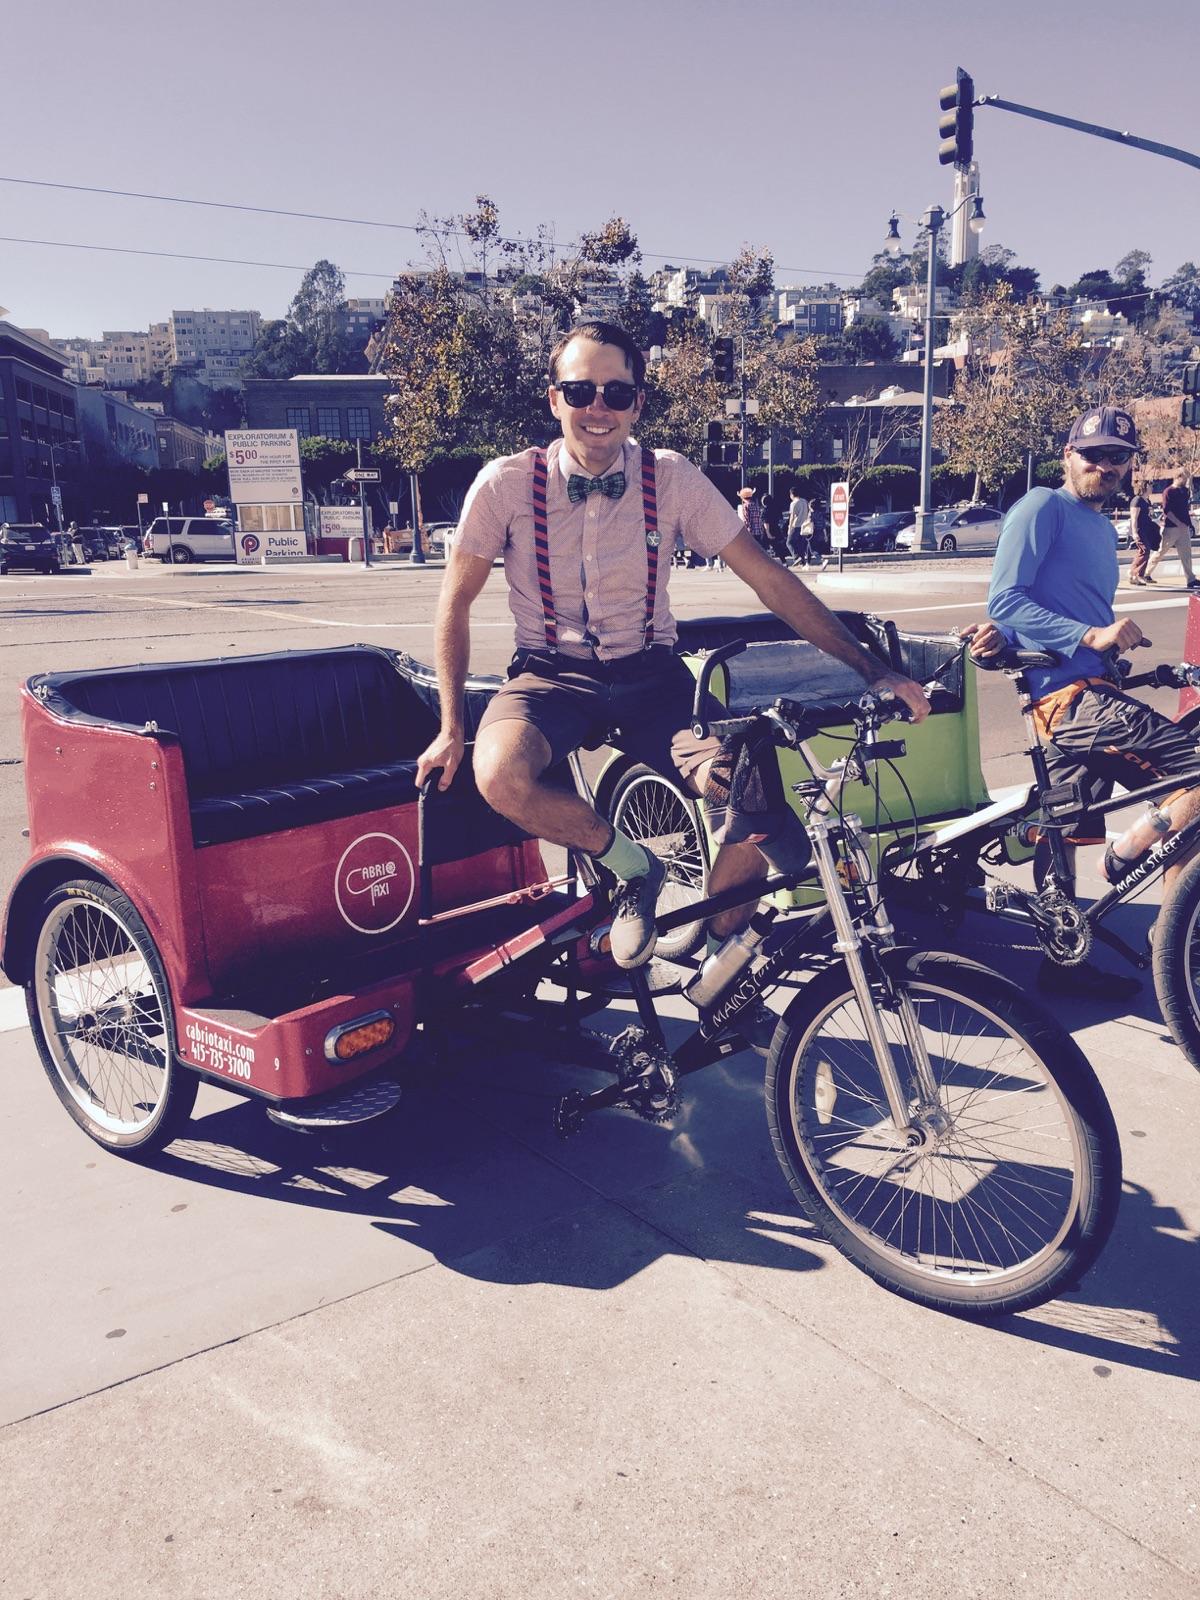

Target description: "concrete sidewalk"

left=3, top=883, right=1198, bottom=1598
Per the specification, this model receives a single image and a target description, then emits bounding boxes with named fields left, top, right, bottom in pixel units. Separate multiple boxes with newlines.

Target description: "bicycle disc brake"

left=608, top=1024, right=679, bottom=1123
left=1028, top=889, right=1093, bottom=966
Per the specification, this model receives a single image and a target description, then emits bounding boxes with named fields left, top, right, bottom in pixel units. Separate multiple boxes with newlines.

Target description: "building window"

left=285, top=407, right=312, bottom=438
left=316, top=407, right=342, bottom=438
left=16, top=378, right=32, bottom=401
left=346, top=407, right=372, bottom=440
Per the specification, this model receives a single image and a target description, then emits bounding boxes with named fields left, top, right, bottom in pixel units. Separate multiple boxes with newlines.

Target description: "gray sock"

left=597, top=827, right=652, bottom=882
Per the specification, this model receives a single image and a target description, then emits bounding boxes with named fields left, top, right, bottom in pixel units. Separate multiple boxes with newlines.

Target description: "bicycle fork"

left=807, top=810, right=943, bottom=1137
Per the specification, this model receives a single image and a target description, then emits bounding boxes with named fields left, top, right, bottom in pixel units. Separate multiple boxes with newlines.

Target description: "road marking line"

left=85, top=592, right=512, bottom=630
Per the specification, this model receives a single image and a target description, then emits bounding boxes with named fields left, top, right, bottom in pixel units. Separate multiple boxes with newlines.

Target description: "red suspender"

left=531, top=448, right=557, bottom=650
left=640, top=447, right=659, bottom=649
left=530, top=445, right=659, bottom=652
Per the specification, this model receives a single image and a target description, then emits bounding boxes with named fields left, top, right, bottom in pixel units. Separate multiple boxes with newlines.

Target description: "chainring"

left=1029, top=889, right=1093, bottom=967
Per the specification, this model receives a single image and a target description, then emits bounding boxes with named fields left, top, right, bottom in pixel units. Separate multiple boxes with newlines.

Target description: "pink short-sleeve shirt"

left=454, top=437, right=742, bottom=660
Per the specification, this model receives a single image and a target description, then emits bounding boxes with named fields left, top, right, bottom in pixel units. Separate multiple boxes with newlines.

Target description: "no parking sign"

left=830, top=481, right=850, bottom=550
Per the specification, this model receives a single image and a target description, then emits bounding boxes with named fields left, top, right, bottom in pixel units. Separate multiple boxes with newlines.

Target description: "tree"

left=619, top=271, right=657, bottom=348
left=1161, top=261, right=1200, bottom=321
left=935, top=284, right=1087, bottom=500
left=637, top=321, right=721, bottom=462
left=1133, top=400, right=1200, bottom=483
left=1115, top=249, right=1153, bottom=287
left=841, top=318, right=897, bottom=362
left=244, top=259, right=365, bottom=379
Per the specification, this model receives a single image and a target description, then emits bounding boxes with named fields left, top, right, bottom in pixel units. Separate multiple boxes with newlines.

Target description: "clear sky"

left=3, top=0, right=1197, bottom=339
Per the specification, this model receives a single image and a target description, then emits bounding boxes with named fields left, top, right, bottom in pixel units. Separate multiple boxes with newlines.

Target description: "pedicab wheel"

left=608, top=764, right=707, bottom=960
left=1151, top=846, right=1200, bottom=1076
left=27, top=879, right=198, bottom=1155
left=764, top=952, right=1121, bottom=1316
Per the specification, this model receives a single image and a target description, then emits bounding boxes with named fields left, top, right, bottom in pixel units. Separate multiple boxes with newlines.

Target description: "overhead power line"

left=0, top=173, right=863, bottom=281
left=0, top=234, right=396, bottom=280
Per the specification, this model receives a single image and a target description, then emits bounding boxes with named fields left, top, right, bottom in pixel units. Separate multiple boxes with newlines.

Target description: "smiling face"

left=547, top=335, right=644, bottom=476
left=1063, top=445, right=1133, bottom=506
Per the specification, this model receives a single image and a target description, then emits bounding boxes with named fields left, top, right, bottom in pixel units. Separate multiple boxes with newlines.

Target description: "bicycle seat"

left=972, top=646, right=1057, bottom=673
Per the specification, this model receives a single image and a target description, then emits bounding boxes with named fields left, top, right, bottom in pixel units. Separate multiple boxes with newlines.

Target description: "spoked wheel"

left=28, top=880, right=197, bottom=1155
left=765, top=952, right=1120, bottom=1315
left=939, top=534, right=957, bottom=553
left=609, top=764, right=707, bottom=960
left=1151, top=846, right=1200, bottom=1074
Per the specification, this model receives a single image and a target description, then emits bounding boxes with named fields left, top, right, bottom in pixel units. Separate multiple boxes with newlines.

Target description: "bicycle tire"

left=765, top=950, right=1121, bottom=1315
left=609, top=764, right=707, bottom=960
left=1151, top=845, right=1200, bottom=1074
left=27, top=878, right=198, bottom=1155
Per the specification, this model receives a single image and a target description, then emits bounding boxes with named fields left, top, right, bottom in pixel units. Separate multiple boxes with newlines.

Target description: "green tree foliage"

left=840, top=318, right=897, bottom=362
left=1161, top=261, right=1200, bottom=319
left=935, top=284, right=1087, bottom=497
left=244, top=259, right=366, bottom=379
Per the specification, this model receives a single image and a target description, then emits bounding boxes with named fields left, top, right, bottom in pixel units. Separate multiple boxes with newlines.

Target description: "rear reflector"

left=324, top=1010, right=396, bottom=1064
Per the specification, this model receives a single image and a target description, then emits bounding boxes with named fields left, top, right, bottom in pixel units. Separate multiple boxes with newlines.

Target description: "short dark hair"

left=548, top=320, right=646, bottom=389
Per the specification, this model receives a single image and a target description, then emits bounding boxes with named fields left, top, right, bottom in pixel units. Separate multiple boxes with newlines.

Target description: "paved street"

left=2, top=555, right=1198, bottom=1597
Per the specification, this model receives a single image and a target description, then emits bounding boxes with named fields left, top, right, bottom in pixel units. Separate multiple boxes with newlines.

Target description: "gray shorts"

left=1043, top=684, right=1200, bottom=842
left=478, top=647, right=714, bottom=781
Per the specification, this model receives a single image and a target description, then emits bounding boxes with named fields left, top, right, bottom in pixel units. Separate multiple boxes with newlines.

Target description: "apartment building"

left=0, top=322, right=81, bottom=523
left=168, top=308, right=261, bottom=387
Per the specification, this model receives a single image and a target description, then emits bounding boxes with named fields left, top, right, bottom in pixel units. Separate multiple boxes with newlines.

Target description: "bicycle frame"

left=899, top=657, right=1200, bottom=971
left=555, top=651, right=940, bottom=1139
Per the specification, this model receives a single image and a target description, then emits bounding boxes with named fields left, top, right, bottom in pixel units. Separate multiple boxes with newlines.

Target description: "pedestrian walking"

left=785, top=485, right=811, bottom=565
left=1126, top=484, right=1159, bottom=586
left=1145, top=473, right=1197, bottom=588
left=737, top=487, right=768, bottom=551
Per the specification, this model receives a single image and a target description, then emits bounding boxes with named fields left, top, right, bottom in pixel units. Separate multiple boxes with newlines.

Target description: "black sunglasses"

left=1074, top=446, right=1135, bottom=466
left=552, top=379, right=639, bottom=411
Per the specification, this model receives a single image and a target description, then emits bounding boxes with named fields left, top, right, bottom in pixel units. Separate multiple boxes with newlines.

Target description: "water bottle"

left=1109, top=801, right=1171, bottom=869
left=684, top=910, right=776, bottom=1007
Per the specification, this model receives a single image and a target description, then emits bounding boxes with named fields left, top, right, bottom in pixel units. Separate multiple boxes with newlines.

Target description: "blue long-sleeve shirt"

left=987, top=486, right=1120, bottom=698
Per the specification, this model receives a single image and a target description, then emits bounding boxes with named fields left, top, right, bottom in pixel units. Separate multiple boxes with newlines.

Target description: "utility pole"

left=739, top=335, right=748, bottom=490
left=914, top=205, right=945, bottom=554
left=356, top=438, right=372, bottom=568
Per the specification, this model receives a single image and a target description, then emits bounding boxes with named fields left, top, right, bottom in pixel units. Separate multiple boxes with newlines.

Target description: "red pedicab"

left=1, top=637, right=1120, bottom=1315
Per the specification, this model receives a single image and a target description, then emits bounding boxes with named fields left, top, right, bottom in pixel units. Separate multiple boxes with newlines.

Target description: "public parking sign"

left=830, top=480, right=851, bottom=550
left=224, top=429, right=302, bottom=505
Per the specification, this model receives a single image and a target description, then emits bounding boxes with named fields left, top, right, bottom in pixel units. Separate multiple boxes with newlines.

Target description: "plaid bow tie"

left=566, top=470, right=626, bottom=505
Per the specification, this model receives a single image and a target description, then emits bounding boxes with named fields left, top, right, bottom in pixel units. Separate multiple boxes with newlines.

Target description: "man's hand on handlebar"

left=416, top=729, right=464, bottom=792
left=868, top=670, right=930, bottom=723
left=960, top=620, right=1006, bottom=660
left=1082, top=618, right=1148, bottom=654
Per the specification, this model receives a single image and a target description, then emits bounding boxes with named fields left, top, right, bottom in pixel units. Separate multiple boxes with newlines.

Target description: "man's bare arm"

left=720, top=531, right=930, bottom=721
left=414, top=551, right=494, bottom=790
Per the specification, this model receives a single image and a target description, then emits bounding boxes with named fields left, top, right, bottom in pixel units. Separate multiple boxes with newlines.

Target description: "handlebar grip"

left=691, top=639, right=747, bottom=734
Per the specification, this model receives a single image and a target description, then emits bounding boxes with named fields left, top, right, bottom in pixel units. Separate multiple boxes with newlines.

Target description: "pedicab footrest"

left=266, top=1074, right=404, bottom=1128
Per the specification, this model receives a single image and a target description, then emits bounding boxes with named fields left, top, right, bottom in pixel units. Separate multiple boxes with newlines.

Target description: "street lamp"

left=886, top=191, right=984, bottom=550
left=46, top=439, right=80, bottom=532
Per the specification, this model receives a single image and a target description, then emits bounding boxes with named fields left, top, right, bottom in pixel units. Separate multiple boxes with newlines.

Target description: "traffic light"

left=713, top=336, right=736, bottom=386
left=705, top=419, right=724, bottom=467
left=938, top=67, right=975, bottom=168
left=1182, top=364, right=1200, bottom=428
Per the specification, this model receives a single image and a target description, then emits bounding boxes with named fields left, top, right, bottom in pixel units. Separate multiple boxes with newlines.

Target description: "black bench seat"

left=30, top=645, right=525, bottom=855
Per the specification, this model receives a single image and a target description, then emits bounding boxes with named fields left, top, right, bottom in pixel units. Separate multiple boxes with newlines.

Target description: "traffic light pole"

left=976, top=95, right=1200, bottom=172
left=739, top=337, right=747, bottom=490
left=914, top=204, right=945, bottom=555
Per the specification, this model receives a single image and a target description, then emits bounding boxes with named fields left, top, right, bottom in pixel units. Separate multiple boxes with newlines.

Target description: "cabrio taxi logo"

left=335, top=831, right=415, bottom=933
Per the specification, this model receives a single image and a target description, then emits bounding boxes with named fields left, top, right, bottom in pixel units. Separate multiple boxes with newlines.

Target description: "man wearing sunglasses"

left=416, top=319, right=928, bottom=975
left=975, top=406, right=1200, bottom=998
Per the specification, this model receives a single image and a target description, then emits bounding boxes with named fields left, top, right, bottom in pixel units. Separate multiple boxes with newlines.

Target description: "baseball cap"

left=1067, top=406, right=1140, bottom=452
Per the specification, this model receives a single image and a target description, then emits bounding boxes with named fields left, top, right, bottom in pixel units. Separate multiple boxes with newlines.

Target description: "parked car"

left=144, top=516, right=236, bottom=563
left=1111, top=515, right=1135, bottom=550
left=894, top=504, right=1005, bottom=553
left=423, top=521, right=458, bottom=555
left=846, top=511, right=911, bottom=553
left=84, top=527, right=125, bottom=560
left=0, top=523, right=64, bottom=574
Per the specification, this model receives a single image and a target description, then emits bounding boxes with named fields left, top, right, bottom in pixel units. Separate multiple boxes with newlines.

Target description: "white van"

left=145, top=516, right=236, bottom=564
